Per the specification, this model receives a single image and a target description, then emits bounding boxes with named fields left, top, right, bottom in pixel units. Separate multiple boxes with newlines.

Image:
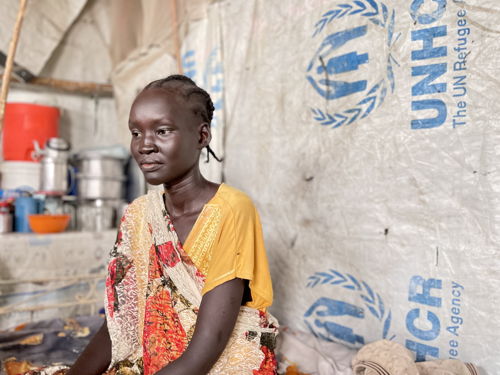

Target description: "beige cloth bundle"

left=352, top=340, right=479, bottom=375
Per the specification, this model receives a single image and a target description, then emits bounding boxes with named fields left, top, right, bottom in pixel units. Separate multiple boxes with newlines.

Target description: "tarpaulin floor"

left=0, top=315, right=103, bottom=374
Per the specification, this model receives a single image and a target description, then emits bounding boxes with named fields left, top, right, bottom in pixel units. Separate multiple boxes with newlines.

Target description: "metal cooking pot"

left=77, top=199, right=116, bottom=231
left=75, top=154, right=125, bottom=179
left=77, top=175, right=124, bottom=200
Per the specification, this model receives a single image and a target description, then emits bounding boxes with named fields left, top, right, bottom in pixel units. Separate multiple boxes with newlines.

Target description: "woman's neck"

left=162, top=169, right=212, bottom=217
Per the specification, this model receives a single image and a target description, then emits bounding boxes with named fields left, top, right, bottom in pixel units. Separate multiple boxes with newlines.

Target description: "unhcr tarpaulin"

left=217, top=0, right=499, bottom=373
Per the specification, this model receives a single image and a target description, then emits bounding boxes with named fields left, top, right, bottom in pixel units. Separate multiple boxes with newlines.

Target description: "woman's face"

left=128, top=88, right=206, bottom=186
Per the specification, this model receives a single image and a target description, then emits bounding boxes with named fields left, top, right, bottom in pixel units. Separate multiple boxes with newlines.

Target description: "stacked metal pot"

left=74, top=151, right=127, bottom=231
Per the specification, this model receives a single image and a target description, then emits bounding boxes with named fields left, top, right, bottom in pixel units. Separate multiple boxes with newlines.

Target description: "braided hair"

left=144, top=75, right=222, bottom=163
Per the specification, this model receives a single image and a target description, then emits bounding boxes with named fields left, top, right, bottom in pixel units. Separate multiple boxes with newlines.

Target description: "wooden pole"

left=169, top=0, right=182, bottom=74
left=28, top=77, right=113, bottom=96
left=0, top=0, right=28, bottom=134
left=0, top=75, right=114, bottom=97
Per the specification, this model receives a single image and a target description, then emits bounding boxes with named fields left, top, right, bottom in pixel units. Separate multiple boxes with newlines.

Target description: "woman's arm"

left=157, top=278, right=245, bottom=375
left=66, top=319, right=112, bottom=375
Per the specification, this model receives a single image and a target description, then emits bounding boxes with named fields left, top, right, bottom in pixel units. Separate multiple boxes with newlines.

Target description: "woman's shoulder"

left=128, top=192, right=150, bottom=208
left=214, top=183, right=257, bottom=213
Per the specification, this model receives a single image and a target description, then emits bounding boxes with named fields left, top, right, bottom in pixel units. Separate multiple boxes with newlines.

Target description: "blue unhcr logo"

left=308, top=0, right=398, bottom=128
left=304, top=269, right=394, bottom=347
left=203, top=48, right=224, bottom=129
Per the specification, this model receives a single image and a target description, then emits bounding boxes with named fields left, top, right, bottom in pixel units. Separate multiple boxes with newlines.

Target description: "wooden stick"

left=170, top=0, right=182, bottom=74
left=29, top=77, right=113, bottom=96
left=1, top=74, right=114, bottom=97
left=0, top=0, right=28, bottom=133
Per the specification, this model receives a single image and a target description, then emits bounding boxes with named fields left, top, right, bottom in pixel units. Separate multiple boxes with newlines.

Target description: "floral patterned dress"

left=104, top=185, right=279, bottom=375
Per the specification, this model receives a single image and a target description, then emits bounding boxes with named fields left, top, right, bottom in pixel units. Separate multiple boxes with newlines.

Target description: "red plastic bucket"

left=2, top=103, right=59, bottom=161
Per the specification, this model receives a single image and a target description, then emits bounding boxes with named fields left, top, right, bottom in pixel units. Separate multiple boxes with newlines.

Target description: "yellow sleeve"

left=201, top=195, right=273, bottom=311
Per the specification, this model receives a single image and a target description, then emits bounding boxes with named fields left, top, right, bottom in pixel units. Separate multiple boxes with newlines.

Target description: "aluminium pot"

left=75, top=155, right=125, bottom=179
left=76, top=175, right=124, bottom=200
left=77, top=199, right=116, bottom=231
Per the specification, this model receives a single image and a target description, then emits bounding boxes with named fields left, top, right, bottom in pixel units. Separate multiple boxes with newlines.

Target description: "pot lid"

left=73, top=145, right=129, bottom=162
left=46, top=137, right=70, bottom=151
left=74, top=153, right=124, bottom=161
left=76, top=173, right=126, bottom=181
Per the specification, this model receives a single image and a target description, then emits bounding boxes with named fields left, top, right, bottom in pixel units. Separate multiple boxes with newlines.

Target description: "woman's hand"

left=157, top=278, right=245, bottom=375
left=66, top=319, right=112, bottom=375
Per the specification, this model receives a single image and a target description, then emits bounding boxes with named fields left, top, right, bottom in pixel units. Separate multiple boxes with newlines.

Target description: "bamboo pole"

left=170, top=0, right=182, bottom=73
left=0, top=0, right=28, bottom=134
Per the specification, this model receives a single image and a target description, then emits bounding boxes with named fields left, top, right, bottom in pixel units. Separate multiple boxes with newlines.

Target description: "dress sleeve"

left=201, top=197, right=273, bottom=311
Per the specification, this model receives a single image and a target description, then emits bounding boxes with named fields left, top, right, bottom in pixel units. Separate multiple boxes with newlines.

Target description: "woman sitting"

left=32, top=75, right=279, bottom=375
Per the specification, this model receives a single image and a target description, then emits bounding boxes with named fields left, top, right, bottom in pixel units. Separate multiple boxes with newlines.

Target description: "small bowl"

left=28, top=214, right=71, bottom=234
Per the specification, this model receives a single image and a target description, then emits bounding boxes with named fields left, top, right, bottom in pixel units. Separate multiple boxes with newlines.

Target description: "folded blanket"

left=277, top=326, right=355, bottom=375
left=352, top=340, right=479, bottom=375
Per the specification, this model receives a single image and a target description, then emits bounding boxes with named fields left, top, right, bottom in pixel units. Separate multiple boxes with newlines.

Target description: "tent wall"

left=0, top=0, right=87, bottom=76
left=219, top=0, right=499, bottom=372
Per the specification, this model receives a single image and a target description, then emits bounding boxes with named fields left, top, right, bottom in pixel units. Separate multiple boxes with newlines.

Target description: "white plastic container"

left=0, top=161, right=41, bottom=190
left=7, top=89, right=57, bottom=106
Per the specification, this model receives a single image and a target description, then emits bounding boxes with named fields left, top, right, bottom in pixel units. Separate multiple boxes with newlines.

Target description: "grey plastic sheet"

left=0, top=315, right=103, bottom=372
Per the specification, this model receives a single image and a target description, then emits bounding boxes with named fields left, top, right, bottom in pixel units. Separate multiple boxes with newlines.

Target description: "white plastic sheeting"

left=38, top=0, right=113, bottom=83
left=0, top=0, right=87, bottom=75
left=214, top=0, right=499, bottom=373
left=181, top=4, right=225, bottom=183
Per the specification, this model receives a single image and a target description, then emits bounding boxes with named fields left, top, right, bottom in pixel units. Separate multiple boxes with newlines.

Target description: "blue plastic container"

left=14, top=196, right=43, bottom=232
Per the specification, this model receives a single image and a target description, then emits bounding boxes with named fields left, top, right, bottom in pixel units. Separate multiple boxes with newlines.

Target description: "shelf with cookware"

left=0, top=98, right=145, bottom=234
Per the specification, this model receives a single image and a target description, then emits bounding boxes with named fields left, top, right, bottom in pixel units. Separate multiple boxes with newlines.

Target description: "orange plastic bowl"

left=28, top=214, right=71, bottom=234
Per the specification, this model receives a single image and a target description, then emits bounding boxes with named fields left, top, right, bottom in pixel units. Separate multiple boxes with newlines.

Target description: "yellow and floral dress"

left=104, top=183, right=278, bottom=375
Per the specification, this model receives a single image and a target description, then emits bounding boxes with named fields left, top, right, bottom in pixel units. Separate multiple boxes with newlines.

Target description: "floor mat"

left=0, top=315, right=103, bottom=373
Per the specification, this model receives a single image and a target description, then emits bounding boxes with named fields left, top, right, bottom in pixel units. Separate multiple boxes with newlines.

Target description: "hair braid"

left=144, top=74, right=222, bottom=163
